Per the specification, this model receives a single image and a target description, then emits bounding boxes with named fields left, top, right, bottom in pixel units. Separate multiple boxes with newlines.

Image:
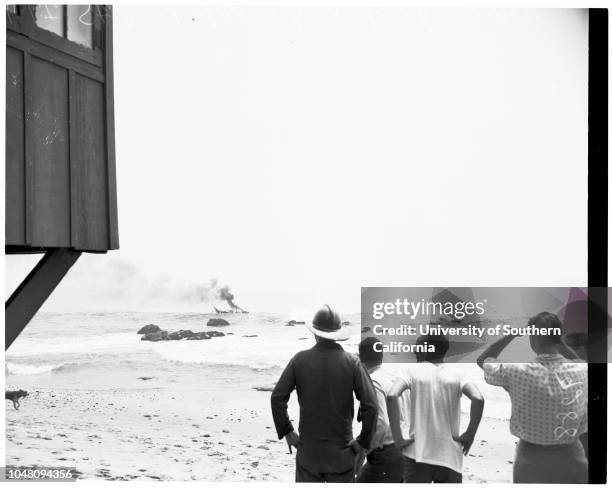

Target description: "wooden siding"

left=71, top=74, right=108, bottom=250
left=28, top=56, right=71, bottom=246
left=5, top=6, right=118, bottom=253
left=5, top=46, right=25, bottom=245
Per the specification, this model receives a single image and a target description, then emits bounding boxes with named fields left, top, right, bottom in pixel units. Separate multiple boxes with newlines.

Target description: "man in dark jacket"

left=271, top=305, right=378, bottom=482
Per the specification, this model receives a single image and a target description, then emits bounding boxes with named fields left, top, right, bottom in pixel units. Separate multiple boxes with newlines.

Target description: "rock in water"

left=284, top=320, right=306, bottom=326
left=207, top=330, right=225, bottom=337
left=206, top=318, right=230, bottom=327
left=186, top=332, right=212, bottom=340
left=140, top=328, right=223, bottom=341
left=137, top=324, right=162, bottom=335
left=141, top=331, right=168, bottom=342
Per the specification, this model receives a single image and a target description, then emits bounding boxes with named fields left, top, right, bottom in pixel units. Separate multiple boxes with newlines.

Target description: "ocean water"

left=5, top=311, right=511, bottom=420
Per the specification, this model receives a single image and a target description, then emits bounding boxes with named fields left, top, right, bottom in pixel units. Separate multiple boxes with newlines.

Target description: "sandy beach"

left=6, top=381, right=515, bottom=482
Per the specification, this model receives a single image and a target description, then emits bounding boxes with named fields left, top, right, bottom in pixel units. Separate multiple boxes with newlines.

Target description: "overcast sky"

left=6, top=7, right=588, bottom=315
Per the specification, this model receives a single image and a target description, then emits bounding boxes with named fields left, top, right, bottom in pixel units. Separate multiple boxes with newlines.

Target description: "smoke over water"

left=21, top=255, right=248, bottom=312
left=216, top=285, right=247, bottom=312
left=178, top=280, right=247, bottom=311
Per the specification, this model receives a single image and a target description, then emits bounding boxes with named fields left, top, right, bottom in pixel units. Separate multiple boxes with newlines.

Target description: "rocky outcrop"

left=284, top=320, right=305, bottom=326
left=141, top=330, right=168, bottom=342
left=137, top=324, right=162, bottom=335
left=140, top=327, right=225, bottom=341
left=185, top=332, right=212, bottom=340
left=206, top=318, right=230, bottom=327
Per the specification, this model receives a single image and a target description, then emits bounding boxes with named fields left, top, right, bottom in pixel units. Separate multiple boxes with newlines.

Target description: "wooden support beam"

left=5, top=248, right=81, bottom=350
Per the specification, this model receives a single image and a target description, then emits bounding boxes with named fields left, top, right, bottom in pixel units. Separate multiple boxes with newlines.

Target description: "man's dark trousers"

left=402, top=457, right=462, bottom=483
left=295, top=440, right=356, bottom=482
left=357, top=444, right=403, bottom=483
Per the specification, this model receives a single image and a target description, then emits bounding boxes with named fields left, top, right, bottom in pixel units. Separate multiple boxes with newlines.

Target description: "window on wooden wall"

left=67, top=5, right=93, bottom=47
left=35, top=5, right=64, bottom=36
left=35, top=5, right=93, bottom=48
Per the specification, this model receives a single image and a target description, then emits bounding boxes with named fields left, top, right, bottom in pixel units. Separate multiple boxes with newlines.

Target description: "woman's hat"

left=306, top=305, right=351, bottom=341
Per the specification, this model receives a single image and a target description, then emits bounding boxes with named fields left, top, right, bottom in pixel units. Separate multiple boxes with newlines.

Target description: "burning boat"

left=212, top=286, right=248, bottom=314
left=213, top=306, right=248, bottom=314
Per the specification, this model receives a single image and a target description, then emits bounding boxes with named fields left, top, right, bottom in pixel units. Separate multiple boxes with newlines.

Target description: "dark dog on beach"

left=6, top=390, right=28, bottom=410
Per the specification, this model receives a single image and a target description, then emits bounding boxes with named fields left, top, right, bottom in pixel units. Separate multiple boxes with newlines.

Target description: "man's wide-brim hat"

left=306, top=305, right=351, bottom=341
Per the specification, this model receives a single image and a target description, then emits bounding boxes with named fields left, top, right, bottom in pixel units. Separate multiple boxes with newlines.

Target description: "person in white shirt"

left=387, top=333, right=484, bottom=483
left=356, top=337, right=410, bottom=483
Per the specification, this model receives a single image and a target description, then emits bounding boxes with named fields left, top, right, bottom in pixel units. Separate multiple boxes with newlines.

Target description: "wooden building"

left=5, top=5, right=118, bottom=349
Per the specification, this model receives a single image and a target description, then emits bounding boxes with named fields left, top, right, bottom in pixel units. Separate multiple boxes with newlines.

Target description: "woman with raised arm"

left=477, top=312, right=588, bottom=483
